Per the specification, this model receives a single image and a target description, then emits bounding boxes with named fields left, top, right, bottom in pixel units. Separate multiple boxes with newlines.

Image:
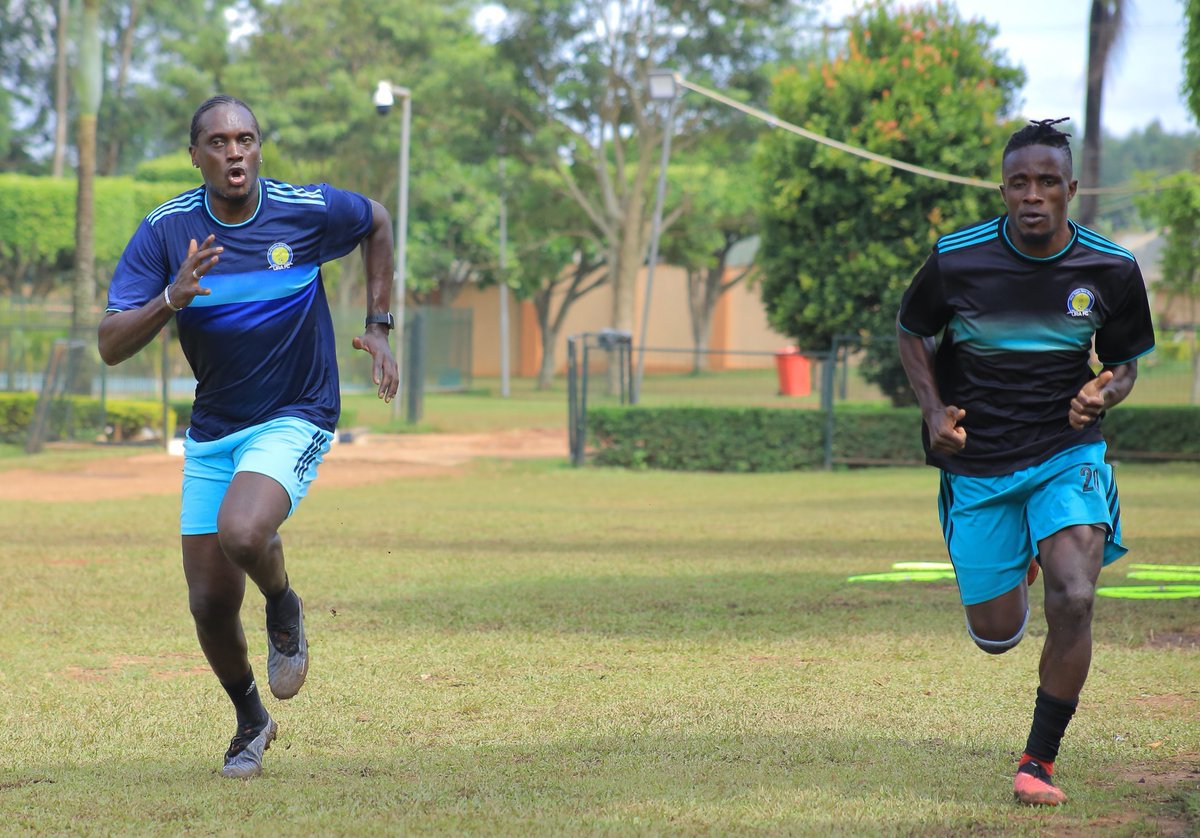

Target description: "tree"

left=1136, top=172, right=1200, bottom=403
left=1098, top=121, right=1199, bottom=228
left=99, top=0, right=140, bottom=175
left=95, top=0, right=241, bottom=173
left=660, top=145, right=761, bottom=374
left=757, top=2, right=1024, bottom=404
left=1078, top=0, right=1128, bottom=227
left=1188, top=0, right=1200, bottom=122
left=492, top=0, right=815, bottom=354
left=0, top=1, right=58, bottom=173
left=52, top=0, right=70, bottom=177
left=222, top=0, right=501, bottom=304
left=504, top=161, right=608, bottom=388
left=73, top=0, right=103, bottom=334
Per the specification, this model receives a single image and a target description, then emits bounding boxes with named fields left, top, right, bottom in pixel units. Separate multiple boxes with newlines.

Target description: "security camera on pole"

left=372, top=81, right=413, bottom=421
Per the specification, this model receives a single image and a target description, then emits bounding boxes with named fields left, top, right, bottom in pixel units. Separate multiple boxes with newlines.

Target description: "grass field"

left=0, top=444, right=1197, bottom=834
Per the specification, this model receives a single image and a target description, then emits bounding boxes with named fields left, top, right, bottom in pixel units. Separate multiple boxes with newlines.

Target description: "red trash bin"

left=774, top=347, right=811, bottom=396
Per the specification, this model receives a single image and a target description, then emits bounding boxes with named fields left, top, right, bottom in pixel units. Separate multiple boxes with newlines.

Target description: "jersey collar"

left=203, top=178, right=264, bottom=228
left=1000, top=216, right=1078, bottom=263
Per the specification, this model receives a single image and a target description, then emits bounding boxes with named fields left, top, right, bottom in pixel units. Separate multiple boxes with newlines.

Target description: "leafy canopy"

left=756, top=1, right=1023, bottom=403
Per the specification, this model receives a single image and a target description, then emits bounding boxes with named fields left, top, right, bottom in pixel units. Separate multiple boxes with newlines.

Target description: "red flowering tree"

left=757, top=2, right=1024, bottom=403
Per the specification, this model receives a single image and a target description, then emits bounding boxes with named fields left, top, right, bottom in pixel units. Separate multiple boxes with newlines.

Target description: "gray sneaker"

left=220, top=716, right=278, bottom=779
left=266, top=594, right=308, bottom=699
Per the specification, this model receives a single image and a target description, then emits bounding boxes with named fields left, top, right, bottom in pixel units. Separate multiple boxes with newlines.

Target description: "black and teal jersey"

left=898, top=215, right=1155, bottom=477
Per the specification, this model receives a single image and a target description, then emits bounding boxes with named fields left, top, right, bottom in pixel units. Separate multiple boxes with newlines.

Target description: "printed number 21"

left=1079, top=466, right=1096, bottom=492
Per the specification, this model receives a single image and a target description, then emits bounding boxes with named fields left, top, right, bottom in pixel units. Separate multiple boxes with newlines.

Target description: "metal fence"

left=1, top=302, right=474, bottom=444
left=567, top=330, right=634, bottom=465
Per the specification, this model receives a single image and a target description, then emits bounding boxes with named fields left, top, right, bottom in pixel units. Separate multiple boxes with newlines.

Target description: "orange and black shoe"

left=1013, top=756, right=1067, bottom=806
left=1026, top=557, right=1040, bottom=587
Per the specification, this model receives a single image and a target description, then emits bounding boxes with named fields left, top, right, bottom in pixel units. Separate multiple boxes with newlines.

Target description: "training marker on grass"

left=847, top=561, right=956, bottom=584
left=1096, top=563, right=1200, bottom=600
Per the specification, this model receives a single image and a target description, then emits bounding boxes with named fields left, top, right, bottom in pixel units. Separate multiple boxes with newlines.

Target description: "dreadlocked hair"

left=1003, top=118, right=1072, bottom=168
left=189, top=95, right=261, bottom=146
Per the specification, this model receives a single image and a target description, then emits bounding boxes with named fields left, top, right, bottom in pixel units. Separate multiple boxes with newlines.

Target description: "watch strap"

left=365, top=312, right=394, bottom=330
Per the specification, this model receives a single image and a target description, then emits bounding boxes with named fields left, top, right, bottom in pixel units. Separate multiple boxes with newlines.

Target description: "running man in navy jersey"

left=896, top=119, right=1155, bottom=805
left=99, top=95, right=398, bottom=778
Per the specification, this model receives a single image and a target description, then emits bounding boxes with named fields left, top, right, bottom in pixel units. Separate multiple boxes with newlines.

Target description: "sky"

left=822, top=0, right=1193, bottom=137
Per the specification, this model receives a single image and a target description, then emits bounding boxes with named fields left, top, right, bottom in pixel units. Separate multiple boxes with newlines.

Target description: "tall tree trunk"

left=51, top=0, right=70, bottom=178
left=1080, top=0, right=1125, bottom=227
left=103, top=0, right=141, bottom=175
left=687, top=270, right=711, bottom=374
left=607, top=193, right=646, bottom=395
left=73, top=0, right=103, bottom=338
left=537, top=310, right=558, bottom=390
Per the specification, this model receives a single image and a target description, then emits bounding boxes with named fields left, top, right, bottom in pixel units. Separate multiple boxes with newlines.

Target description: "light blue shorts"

left=939, top=441, right=1126, bottom=606
left=180, top=416, right=334, bottom=536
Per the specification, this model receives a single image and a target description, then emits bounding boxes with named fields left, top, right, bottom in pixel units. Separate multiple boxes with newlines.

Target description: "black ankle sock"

left=221, top=669, right=269, bottom=729
left=265, top=574, right=291, bottom=606
left=265, top=577, right=298, bottom=623
left=1024, top=687, right=1078, bottom=764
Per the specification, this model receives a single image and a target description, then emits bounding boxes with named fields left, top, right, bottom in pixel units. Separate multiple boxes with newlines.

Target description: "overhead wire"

left=673, top=74, right=1173, bottom=197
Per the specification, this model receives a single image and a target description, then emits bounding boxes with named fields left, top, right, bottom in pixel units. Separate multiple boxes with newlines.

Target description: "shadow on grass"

left=315, top=552, right=1199, bottom=648
left=3, top=730, right=1189, bottom=834
left=347, top=566, right=964, bottom=642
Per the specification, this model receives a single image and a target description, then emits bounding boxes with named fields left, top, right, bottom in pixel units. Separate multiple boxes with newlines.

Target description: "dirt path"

left=3, top=428, right=568, bottom=502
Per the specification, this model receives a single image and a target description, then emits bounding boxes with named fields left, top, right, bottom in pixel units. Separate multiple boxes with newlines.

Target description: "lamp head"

left=373, top=81, right=395, bottom=115
left=647, top=70, right=678, bottom=101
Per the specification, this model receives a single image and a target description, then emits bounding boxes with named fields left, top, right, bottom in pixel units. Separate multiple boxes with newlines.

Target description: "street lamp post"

left=373, top=80, right=412, bottom=420
left=633, top=69, right=679, bottom=404
left=498, top=150, right=511, bottom=397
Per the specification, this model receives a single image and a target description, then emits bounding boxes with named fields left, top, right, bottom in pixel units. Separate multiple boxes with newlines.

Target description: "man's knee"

left=188, top=586, right=240, bottom=627
left=217, top=516, right=275, bottom=567
left=1045, top=581, right=1096, bottom=626
left=966, top=608, right=1029, bottom=655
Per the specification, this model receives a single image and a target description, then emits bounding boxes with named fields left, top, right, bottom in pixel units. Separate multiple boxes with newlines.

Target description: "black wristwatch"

left=365, top=312, right=395, bottom=330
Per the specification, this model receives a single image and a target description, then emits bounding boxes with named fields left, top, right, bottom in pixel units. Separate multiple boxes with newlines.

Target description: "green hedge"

left=588, top=405, right=1200, bottom=471
left=0, top=174, right=198, bottom=284
left=0, top=392, right=168, bottom=444
left=589, top=407, right=828, bottom=471
left=1104, top=406, right=1200, bottom=459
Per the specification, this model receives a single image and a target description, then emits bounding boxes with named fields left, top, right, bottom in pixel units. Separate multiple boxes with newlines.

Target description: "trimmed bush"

left=0, top=174, right=198, bottom=295
left=1104, top=406, right=1200, bottom=460
left=590, top=407, right=826, bottom=471
left=0, top=392, right=167, bottom=444
left=588, top=405, right=1200, bottom=471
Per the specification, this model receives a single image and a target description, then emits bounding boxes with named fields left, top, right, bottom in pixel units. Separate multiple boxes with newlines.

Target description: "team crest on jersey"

left=1067, top=288, right=1095, bottom=317
left=267, top=242, right=294, bottom=270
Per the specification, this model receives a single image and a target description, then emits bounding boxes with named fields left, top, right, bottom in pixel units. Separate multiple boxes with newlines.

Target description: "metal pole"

left=822, top=349, right=836, bottom=470
left=406, top=307, right=425, bottom=425
left=633, top=96, right=676, bottom=404
left=161, top=325, right=170, bottom=450
left=567, top=336, right=579, bottom=465
left=391, top=89, right=411, bottom=420
left=498, top=154, right=510, bottom=397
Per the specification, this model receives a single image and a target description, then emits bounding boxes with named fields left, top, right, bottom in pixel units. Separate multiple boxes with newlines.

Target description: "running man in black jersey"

left=896, top=119, right=1155, bottom=806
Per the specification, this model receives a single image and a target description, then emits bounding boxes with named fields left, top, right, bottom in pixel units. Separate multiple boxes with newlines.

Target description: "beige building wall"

left=449, top=263, right=791, bottom=378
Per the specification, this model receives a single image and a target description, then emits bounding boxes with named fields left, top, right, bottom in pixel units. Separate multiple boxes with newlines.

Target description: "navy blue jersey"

left=106, top=179, right=374, bottom=441
left=898, top=216, right=1155, bottom=477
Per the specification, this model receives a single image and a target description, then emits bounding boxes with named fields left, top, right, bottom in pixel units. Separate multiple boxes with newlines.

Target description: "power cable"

left=673, top=74, right=1172, bottom=197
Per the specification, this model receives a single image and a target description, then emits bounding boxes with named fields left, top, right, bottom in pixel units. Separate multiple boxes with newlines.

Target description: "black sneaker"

left=220, top=716, right=278, bottom=779
left=266, top=592, right=308, bottom=699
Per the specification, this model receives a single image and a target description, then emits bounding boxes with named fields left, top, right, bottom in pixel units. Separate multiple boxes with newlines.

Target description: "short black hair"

left=1003, top=118, right=1072, bottom=170
left=189, top=95, right=260, bottom=146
